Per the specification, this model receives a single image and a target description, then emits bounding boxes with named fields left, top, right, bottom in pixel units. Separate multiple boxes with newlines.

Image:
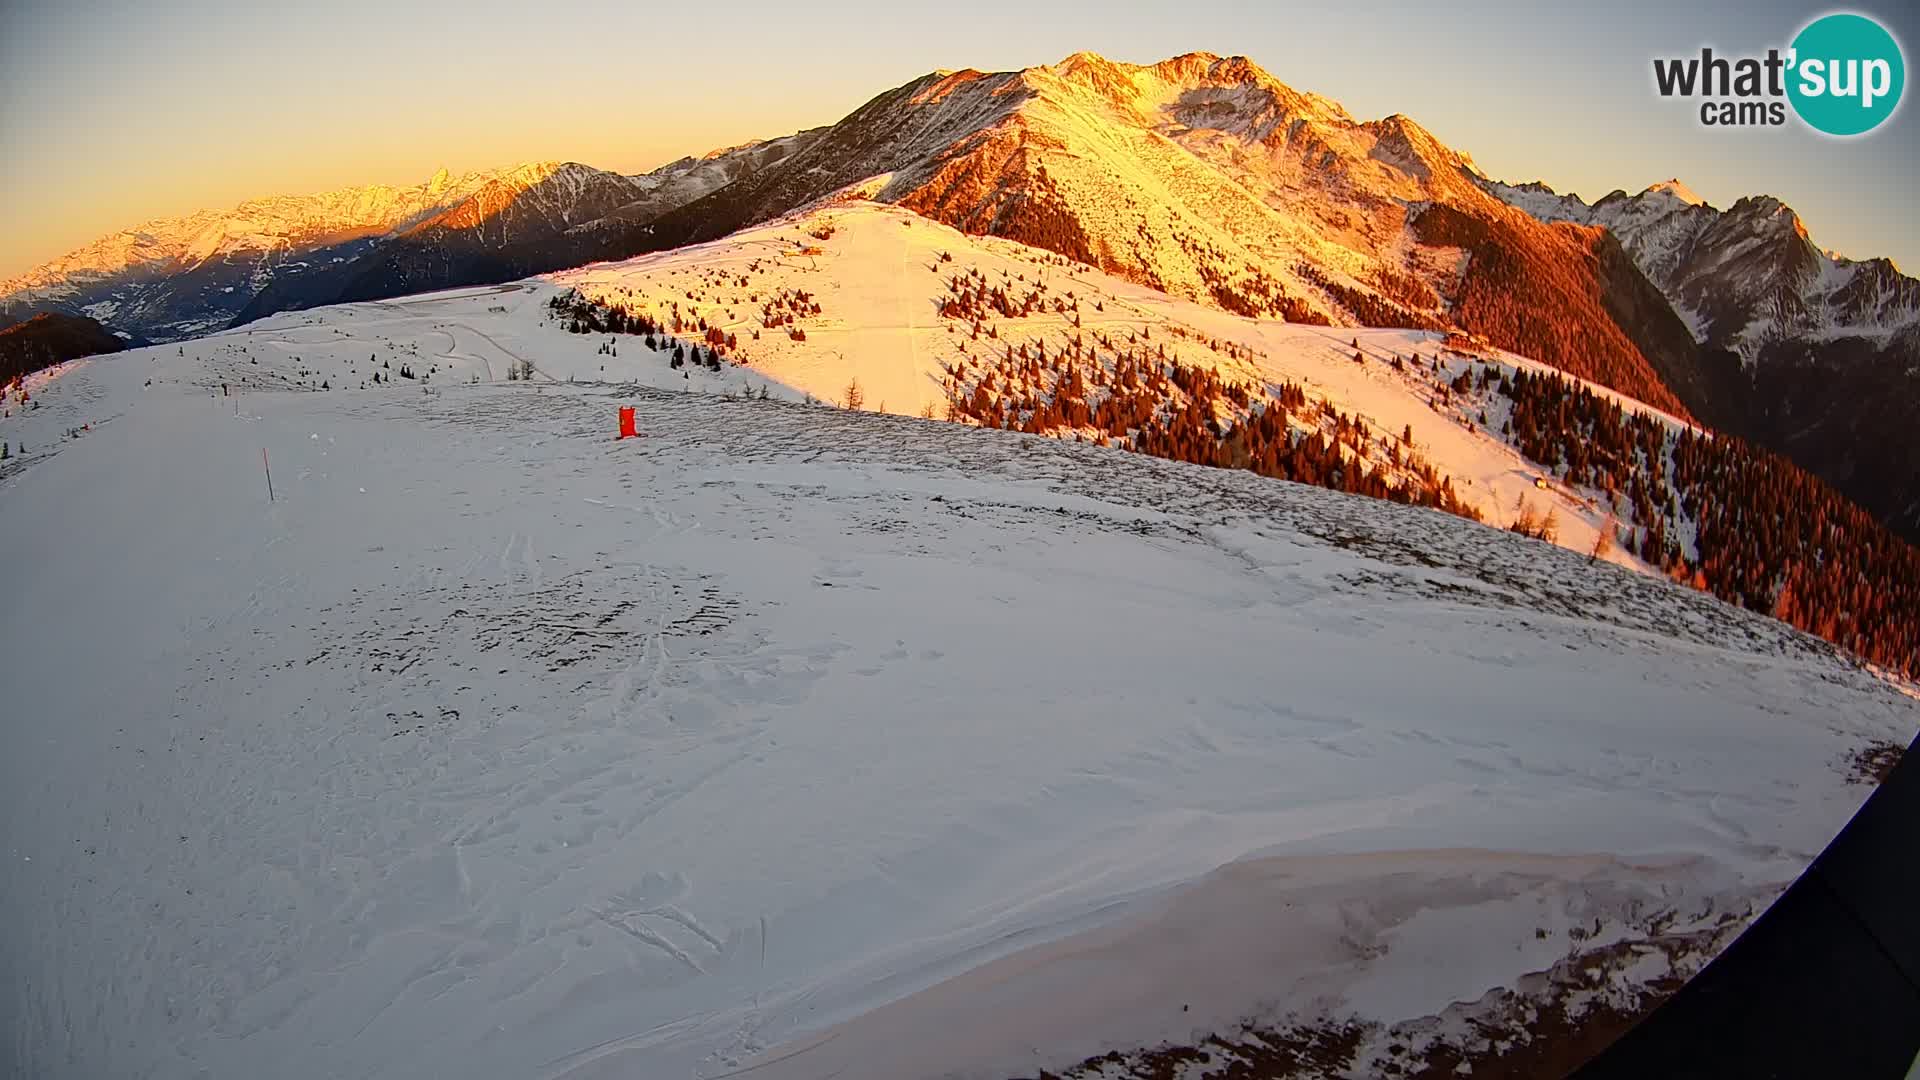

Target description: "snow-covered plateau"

left=2, top=209, right=1916, bottom=1080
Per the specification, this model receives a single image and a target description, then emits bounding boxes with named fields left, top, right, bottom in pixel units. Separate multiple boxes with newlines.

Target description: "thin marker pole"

left=262, top=448, right=275, bottom=502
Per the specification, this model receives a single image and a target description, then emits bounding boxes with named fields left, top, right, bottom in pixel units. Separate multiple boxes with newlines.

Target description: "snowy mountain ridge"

left=0, top=140, right=817, bottom=342
left=1, top=166, right=512, bottom=298
left=1478, top=174, right=1920, bottom=359
left=638, top=50, right=1491, bottom=314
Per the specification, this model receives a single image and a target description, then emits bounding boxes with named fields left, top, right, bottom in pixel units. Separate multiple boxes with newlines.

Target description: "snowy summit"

left=1642, top=178, right=1707, bottom=206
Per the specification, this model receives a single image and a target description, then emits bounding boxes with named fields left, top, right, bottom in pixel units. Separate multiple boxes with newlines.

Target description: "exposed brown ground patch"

left=1847, top=740, right=1906, bottom=786
left=1027, top=911, right=1744, bottom=1080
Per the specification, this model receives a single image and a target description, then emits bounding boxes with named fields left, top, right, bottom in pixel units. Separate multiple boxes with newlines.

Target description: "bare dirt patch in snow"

left=1035, top=911, right=1730, bottom=1080
left=1846, top=740, right=1906, bottom=786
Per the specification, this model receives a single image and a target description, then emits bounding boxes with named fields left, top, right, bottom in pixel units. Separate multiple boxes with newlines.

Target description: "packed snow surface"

left=3, top=234, right=1916, bottom=1079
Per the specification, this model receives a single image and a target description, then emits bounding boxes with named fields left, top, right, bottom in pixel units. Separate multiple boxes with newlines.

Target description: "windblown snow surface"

left=3, top=215, right=1917, bottom=1080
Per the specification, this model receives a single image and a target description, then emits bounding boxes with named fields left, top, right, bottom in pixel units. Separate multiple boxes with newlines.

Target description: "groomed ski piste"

left=3, top=203, right=1917, bottom=1079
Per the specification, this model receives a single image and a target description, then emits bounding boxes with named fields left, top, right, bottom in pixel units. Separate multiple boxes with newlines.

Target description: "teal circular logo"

left=1788, top=13, right=1905, bottom=135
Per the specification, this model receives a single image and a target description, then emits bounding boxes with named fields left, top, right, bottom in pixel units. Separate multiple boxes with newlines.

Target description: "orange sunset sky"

left=3, top=0, right=1915, bottom=277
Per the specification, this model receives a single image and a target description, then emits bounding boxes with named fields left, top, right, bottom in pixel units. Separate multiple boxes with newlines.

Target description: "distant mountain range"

left=0, top=140, right=820, bottom=343
left=3, top=166, right=510, bottom=340
left=4, top=50, right=1915, bottom=536
left=232, top=135, right=822, bottom=324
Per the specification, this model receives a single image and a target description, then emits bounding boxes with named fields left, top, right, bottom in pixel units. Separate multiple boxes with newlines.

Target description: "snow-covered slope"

left=559, top=204, right=1719, bottom=566
left=3, top=263, right=1914, bottom=1079
left=27, top=200, right=1919, bottom=618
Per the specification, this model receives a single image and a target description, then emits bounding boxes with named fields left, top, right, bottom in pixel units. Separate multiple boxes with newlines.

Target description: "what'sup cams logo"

left=1654, top=12, right=1905, bottom=135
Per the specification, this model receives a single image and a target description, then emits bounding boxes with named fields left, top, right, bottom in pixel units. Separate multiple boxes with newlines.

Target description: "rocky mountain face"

left=1484, top=179, right=1920, bottom=359
left=622, top=51, right=1701, bottom=418
left=1484, top=177, right=1920, bottom=539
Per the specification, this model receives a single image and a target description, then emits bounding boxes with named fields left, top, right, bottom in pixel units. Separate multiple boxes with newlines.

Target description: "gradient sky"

left=3, top=0, right=1916, bottom=278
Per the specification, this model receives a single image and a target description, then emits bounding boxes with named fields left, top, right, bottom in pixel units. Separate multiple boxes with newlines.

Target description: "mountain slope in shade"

left=571, top=129, right=829, bottom=238
left=229, top=136, right=824, bottom=327
left=1483, top=176, right=1920, bottom=540
left=620, top=51, right=1699, bottom=418
left=0, top=312, right=129, bottom=388
left=321, top=162, right=655, bottom=304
